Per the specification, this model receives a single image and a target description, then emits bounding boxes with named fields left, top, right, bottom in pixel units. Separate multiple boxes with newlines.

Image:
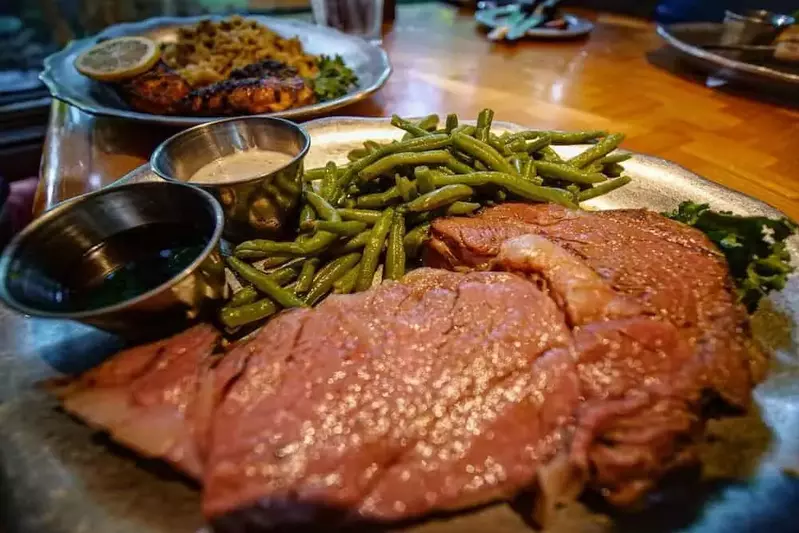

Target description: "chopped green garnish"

left=310, top=54, right=359, bottom=102
left=665, top=201, right=796, bottom=312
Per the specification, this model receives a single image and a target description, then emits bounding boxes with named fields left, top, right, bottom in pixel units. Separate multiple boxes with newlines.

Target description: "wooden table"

left=35, top=4, right=799, bottom=218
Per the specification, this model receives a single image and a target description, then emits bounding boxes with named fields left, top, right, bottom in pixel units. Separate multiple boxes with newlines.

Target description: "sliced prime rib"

left=428, top=203, right=760, bottom=410
left=49, top=205, right=761, bottom=532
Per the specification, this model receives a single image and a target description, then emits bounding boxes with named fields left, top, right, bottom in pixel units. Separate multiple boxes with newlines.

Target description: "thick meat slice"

left=428, top=203, right=759, bottom=409
left=116, top=61, right=191, bottom=115
left=205, top=269, right=574, bottom=529
left=49, top=324, right=220, bottom=478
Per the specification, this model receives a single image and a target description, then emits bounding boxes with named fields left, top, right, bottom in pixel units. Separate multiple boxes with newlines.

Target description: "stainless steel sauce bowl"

left=0, top=181, right=226, bottom=340
left=150, top=116, right=310, bottom=241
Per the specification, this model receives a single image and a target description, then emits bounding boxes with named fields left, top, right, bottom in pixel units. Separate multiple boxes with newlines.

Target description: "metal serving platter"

left=39, top=16, right=392, bottom=126
left=1, top=117, right=798, bottom=533
left=656, top=22, right=799, bottom=90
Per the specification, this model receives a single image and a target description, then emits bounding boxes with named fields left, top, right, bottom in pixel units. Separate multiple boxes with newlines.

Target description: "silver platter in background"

left=657, top=22, right=799, bottom=90
left=40, top=15, right=392, bottom=126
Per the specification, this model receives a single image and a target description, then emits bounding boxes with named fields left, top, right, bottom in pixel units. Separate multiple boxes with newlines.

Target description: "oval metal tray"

left=1, top=117, right=797, bottom=533
left=40, top=16, right=392, bottom=126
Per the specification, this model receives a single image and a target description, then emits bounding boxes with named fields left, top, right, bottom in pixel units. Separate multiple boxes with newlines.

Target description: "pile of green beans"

left=221, top=109, right=631, bottom=329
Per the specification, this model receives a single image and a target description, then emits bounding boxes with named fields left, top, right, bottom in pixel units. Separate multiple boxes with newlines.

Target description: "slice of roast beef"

left=427, top=203, right=760, bottom=411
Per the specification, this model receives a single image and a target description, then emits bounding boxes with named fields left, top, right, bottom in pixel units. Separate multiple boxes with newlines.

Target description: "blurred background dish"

left=657, top=21, right=799, bottom=90
left=475, top=0, right=594, bottom=41
left=40, top=15, right=391, bottom=126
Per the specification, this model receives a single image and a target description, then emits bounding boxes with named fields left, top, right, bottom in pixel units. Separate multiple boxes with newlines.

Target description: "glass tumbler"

left=311, top=0, right=385, bottom=43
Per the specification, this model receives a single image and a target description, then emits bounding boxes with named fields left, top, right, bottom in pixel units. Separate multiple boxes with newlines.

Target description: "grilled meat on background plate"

left=116, top=59, right=315, bottom=116
left=49, top=205, right=761, bottom=531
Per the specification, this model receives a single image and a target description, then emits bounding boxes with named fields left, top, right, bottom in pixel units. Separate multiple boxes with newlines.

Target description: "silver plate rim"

left=39, top=15, right=393, bottom=126
left=656, top=22, right=799, bottom=86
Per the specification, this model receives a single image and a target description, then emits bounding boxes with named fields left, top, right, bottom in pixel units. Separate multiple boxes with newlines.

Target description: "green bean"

left=299, top=204, right=315, bottom=228
left=406, top=210, right=435, bottom=227
left=274, top=174, right=300, bottom=197
left=415, top=166, right=436, bottom=194
left=264, top=184, right=294, bottom=211
left=524, top=134, right=552, bottom=153
left=567, top=132, right=625, bottom=168
left=333, top=263, right=360, bottom=294
left=603, top=162, right=625, bottom=177
left=385, top=211, right=406, bottom=281
left=578, top=176, right=632, bottom=202
left=311, top=220, right=368, bottom=236
left=320, top=161, right=338, bottom=201
left=337, top=134, right=450, bottom=187
left=446, top=201, right=481, bottom=216
left=488, top=134, right=512, bottom=156
left=510, top=156, right=524, bottom=175
left=363, top=140, right=382, bottom=154
left=228, top=286, right=259, bottom=308
left=356, top=186, right=402, bottom=208
left=534, top=161, right=607, bottom=185
left=396, top=175, right=418, bottom=202
left=475, top=108, right=494, bottom=142
left=416, top=114, right=439, bottom=131
left=227, top=257, right=307, bottom=308
left=391, top=114, right=430, bottom=137
left=305, top=190, right=341, bottom=221
left=220, top=297, right=279, bottom=328
left=337, top=208, right=382, bottom=224
left=295, top=258, right=319, bottom=294
left=507, top=130, right=605, bottom=145
left=451, top=125, right=476, bottom=137
left=600, top=152, right=631, bottom=164
left=305, top=252, right=362, bottom=305
left=338, top=230, right=371, bottom=252
left=236, top=230, right=337, bottom=257
left=348, top=148, right=368, bottom=161
left=356, top=208, right=394, bottom=292
left=430, top=171, right=577, bottom=208
left=260, top=255, right=293, bottom=268
left=303, top=167, right=327, bottom=182
left=452, top=133, right=518, bottom=175
left=506, top=138, right=528, bottom=153
left=446, top=154, right=477, bottom=174
left=539, top=145, right=563, bottom=163
left=359, top=150, right=454, bottom=181
left=403, top=222, right=431, bottom=258
left=521, top=159, right=537, bottom=181
left=445, top=113, right=458, bottom=133
left=404, top=184, right=473, bottom=212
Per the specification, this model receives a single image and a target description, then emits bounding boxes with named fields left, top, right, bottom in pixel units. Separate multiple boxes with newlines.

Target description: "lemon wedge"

left=75, top=36, right=160, bottom=82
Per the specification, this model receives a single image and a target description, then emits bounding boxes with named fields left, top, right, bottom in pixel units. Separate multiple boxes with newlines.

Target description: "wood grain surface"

left=35, top=5, right=799, bottom=217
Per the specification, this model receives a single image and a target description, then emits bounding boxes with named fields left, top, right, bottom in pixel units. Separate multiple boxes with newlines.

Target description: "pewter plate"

left=2, top=117, right=798, bottom=533
left=656, top=22, right=799, bottom=89
left=39, top=16, right=392, bottom=126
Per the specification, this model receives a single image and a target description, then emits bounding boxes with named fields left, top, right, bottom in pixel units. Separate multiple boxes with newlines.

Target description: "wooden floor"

left=37, top=5, right=799, bottom=217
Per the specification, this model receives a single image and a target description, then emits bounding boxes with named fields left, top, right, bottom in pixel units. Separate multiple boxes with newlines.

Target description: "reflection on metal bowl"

left=150, top=116, right=310, bottom=241
left=0, top=181, right=226, bottom=340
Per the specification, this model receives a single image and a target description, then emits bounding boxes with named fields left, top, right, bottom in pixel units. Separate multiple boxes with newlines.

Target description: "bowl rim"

left=149, top=115, right=311, bottom=187
left=0, top=180, right=225, bottom=320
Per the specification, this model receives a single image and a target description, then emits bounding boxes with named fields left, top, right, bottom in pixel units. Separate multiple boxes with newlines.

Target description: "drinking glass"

left=311, top=0, right=384, bottom=43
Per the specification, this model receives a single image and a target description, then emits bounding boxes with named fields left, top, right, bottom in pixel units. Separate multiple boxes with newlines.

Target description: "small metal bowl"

left=150, top=116, right=310, bottom=241
left=0, top=181, right=226, bottom=340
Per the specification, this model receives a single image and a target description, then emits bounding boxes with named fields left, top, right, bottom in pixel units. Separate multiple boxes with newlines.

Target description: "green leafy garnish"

left=665, top=201, right=796, bottom=312
left=311, top=55, right=359, bottom=102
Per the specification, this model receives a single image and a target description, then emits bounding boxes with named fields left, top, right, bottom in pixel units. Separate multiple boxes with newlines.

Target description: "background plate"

left=656, top=22, right=799, bottom=90
left=40, top=16, right=392, bottom=126
left=1, top=117, right=798, bottom=533
left=475, top=11, right=594, bottom=39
